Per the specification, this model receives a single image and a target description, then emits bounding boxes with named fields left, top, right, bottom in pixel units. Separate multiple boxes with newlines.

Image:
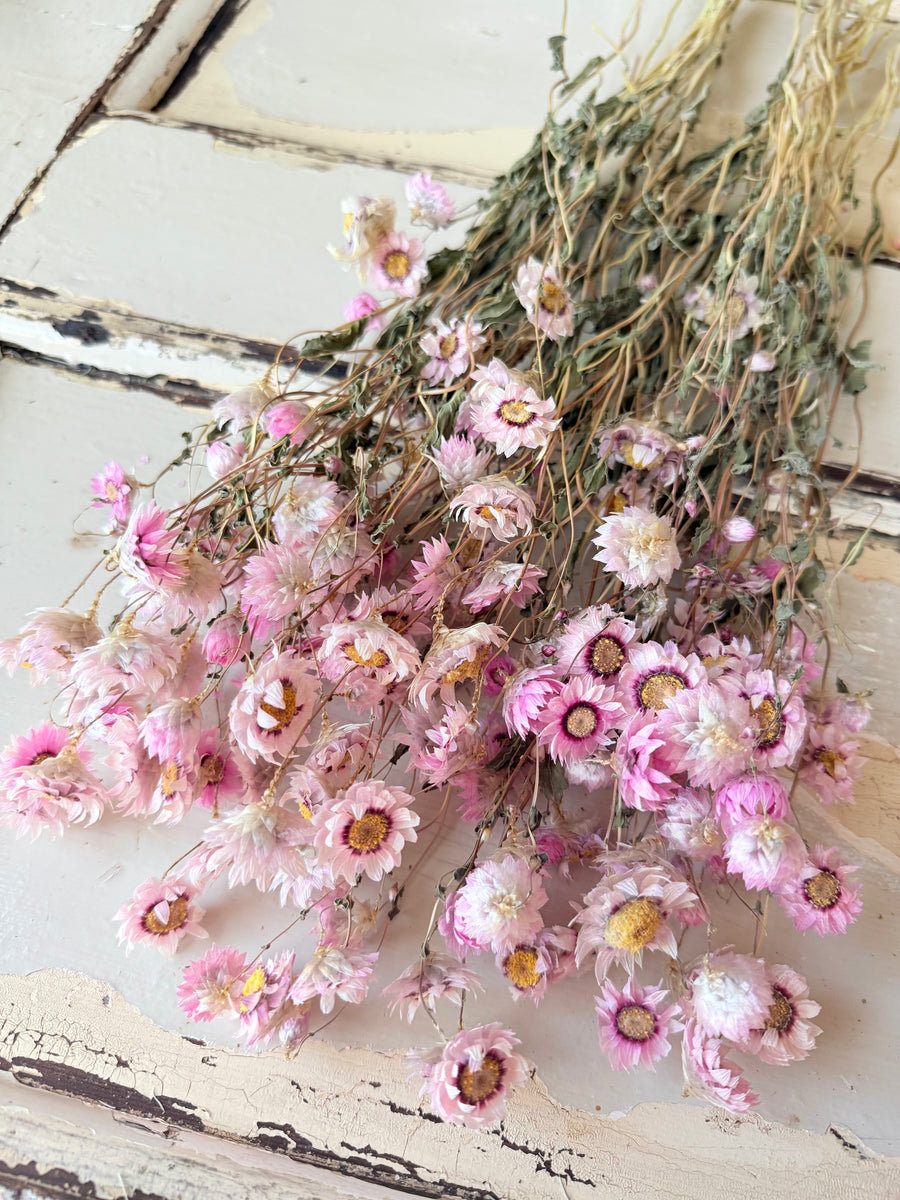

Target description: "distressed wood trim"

left=0, top=0, right=187, bottom=241
left=0, top=969, right=898, bottom=1200
left=0, top=278, right=346, bottom=401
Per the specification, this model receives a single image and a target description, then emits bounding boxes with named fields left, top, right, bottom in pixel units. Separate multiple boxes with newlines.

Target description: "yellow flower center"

left=753, top=697, right=783, bottom=749
left=242, top=966, right=266, bottom=996
left=814, top=749, right=844, bottom=780
left=504, top=947, right=540, bottom=990
left=384, top=251, right=410, bottom=280
left=588, top=635, right=624, bottom=677
left=105, top=480, right=120, bottom=501
left=457, top=1053, right=502, bottom=1104
left=259, top=682, right=298, bottom=730
left=343, top=212, right=355, bottom=236
left=438, top=333, right=458, bottom=358
left=804, top=870, right=841, bottom=909
left=604, top=896, right=662, bottom=952
left=539, top=280, right=567, bottom=314
left=142, top=895, right=189, bottom=936
left=638, top=671, right=685, bottom=712
left=347, top=810, right=390, bottom=852
left=31, top=751, right=57, bottom=765
left=499, top=399, right=534, bottom=427
left=159, top=760, right=180, bottom=798
left=615, top=1004, right=655, bottom=1041
left=442, top=644, right=491, bottom=686
left=563, top=702, right=598, bottom=740
left=345, top=645, right=389, bottom=669
left=764, top=988, right=793, bottom=1033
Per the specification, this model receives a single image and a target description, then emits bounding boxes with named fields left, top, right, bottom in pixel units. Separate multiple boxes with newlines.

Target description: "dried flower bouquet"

left=3, top=0, right=898, bottom=1127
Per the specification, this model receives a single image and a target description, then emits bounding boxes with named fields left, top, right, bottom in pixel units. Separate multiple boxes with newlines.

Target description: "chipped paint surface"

left=1, top=969, right=899, bottom=1200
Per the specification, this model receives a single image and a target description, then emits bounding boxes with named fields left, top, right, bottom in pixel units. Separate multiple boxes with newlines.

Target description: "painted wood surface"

left=0, top=0, right=160, bottom=220
left=1, top=0, right=900, bottom=1195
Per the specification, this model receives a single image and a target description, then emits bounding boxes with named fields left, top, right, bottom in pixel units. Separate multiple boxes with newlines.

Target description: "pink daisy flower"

left=688, top=951, right=770, bottom=1042
left=115, top=877, right=206, bottom=956
left=408, top=534, right=463, bottom=608
left=659, top=682, right=754, bottom=790
left=70, top=619, right=182, bottom=710
left=657, top=788, right=725, bottom=863
left=595, top=978, right=682, bottom=1071
left=724, top=814, right=806, bottom=892
left=821, top=692, right=871, bottom=735
left=236, top=950, right=295, bottom=1046
left=501, top=665, right=563, bottom=738
left=312, top=779, right=418, bottom=884
left=555, top=606, right=638, bottom=683
left=574, top=864, right=702, bottom=980
left=0, top=744, right=108, bottom=839
left=420, top=320, right=485, bottom=387
left=118, top=502, right=187, bottom=590
left=261, top=400, right=313, bottom=445
left=775, top=844, right=861, bottom=935
left=330, top=194, right=395, bottom=273
left=343, top=290, right=385, bottom=332
left=614, top=712, right=681, bottom=811
left=197, top=801, right=320, bottom=896
left=408, top=701, right=484, bottom=786
left=592, top=506, right=681, bottom=590
left=430, top=434, right=494, bottom=489
left=1, top=721, right=70, bottom=773
left=798, top=722, right=863, bottom=805
left=482, top=651, right=517, bottom=696
left=302, top=723, right=377, bottom=798
left=289, top=945, right=379, bottom=1014
left=272, top=477, right=345, bottom=544
left=498, top=926, right=576, bottom=1004
left=681, top=1015, right=759, bottom=1113
left=202, top=614, right=249, bottom=666
left=451, top=476, right=536, bottom=541
left=513, top=257, right=575, bottom=340
left=411, top=1022, right=528, bottom=1129
left=536, top=676, right=622, bottom=766
left=462, top=561, right=545, bottom=613
left=177, top=944, right=247, bottom=1022
left=384, top=954, right=483, bottom=1022
left=618, top=640, right=704, bottom=717
left=90, top=460, right=135, bottom=529
left=454, top=855, right=548, bottom=956
left=598, top=419, right=685, bottom=486
left=205, top=438, right=245, bottom=480
left=742, top=964, right=821, bottom=1065
left=406, top=171, right=455, bottom=228
left=240, top=540, right=315, bottom=626
left=741, top=669, right=808, bottom=771
left=0, top=606, right=102, bottom=684
left=369, top=231, right=427, bottom=298
left=195, top=730, right=247, bottom=811
left=467, top=359, right=558, bottom=457
left=714, top=773, right=790, bottom=834
left=140, top=698, right=203, bottom=762
left=229, top=651, right=319, bottom=762
left=319, top=618, right=420, bottom=692
left=408, top=622, right=506, bottom=709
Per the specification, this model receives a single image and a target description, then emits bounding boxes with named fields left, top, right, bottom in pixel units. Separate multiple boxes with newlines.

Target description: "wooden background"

left=1, top=2, right=899, bottom=1196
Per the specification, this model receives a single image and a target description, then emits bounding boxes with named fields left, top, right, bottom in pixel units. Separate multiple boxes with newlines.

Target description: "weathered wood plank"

left=0, top=0, right=164, bottom=223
